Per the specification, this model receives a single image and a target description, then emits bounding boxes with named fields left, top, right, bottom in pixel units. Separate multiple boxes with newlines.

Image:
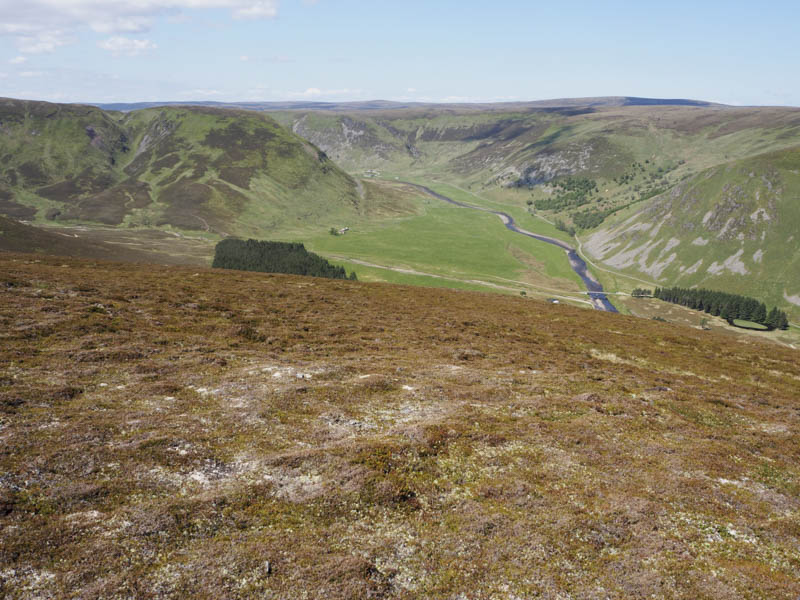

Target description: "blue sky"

left=0, top=0, right=798, bottom=105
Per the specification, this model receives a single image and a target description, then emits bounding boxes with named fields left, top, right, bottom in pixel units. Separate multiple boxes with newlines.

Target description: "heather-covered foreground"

left=1, top=253, right=799, bottom=599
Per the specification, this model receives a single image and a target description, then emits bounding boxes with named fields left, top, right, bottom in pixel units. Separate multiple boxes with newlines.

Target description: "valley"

left=3, top=96, right=800, bottom=597
left=2, top=96, right=800, bottom=331
left=3, top=0, right=799, bottom=596
left=263, top=100, right=800, bottom=322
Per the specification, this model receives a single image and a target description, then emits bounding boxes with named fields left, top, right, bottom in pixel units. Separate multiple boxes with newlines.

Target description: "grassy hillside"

left=583, top=147, right=800, bottom=318
left=1, top=253, right=799, bottom=598
left=4, top=97, right=800, bottom=315
left=270, top=104, right=800, bottom=190
left=0, top=94, right=590, bottom=300
left=0, top=98, right=364, bottom=238
left=268, top=102, right=800, bottom=312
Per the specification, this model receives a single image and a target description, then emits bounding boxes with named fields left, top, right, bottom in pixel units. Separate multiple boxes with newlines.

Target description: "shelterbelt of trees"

left=633, top=287, right=790, bottom=330
left=212, top=239, right=357, bottom=281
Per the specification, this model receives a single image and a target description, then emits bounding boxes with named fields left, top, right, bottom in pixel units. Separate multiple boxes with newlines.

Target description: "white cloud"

left=90, top=16, right=151, bottom=35
left=16, top=31, right=70, bottom=54
left=19, top=70, right=44, bottom=77
left=295, top=87, right=322, bottom=98
left=0, top=1, right=279, bottom=53
left=286, top=87, right=364, bottom=99
left=178, top=88, right=224, bottom=97
left=8, top=56, right=27, bottom=64
left=239, top=55, right=249, bottom=61
left=232, top=1, right=278, bottom=19
left=98, top=36, right=157, bottom=57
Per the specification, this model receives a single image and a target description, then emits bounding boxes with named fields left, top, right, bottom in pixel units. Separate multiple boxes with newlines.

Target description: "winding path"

left=405, top=183, right=617, bottom=312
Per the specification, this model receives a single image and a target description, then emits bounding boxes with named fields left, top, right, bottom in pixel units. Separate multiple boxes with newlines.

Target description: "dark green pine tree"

left=752, top=302, right=768, bottom=325
left=765, top=307, right=780, bottom=330
left=721, top=302, right=734, bottom=323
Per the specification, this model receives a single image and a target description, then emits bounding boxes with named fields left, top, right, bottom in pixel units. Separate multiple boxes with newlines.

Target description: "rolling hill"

left=1, top=252, right=799, bottom=598
left=583, top=147, right=800, bottom=314
left=264, top=101, right=800, bottom=184
left=0, top=98, right=364, bottom=239
left=3, top=96, right=800, bottom=318
left=92, top=96, right=721, bottom=114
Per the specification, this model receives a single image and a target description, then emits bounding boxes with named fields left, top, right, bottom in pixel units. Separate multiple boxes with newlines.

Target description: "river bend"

left=405, top=183, right=617, bottom=312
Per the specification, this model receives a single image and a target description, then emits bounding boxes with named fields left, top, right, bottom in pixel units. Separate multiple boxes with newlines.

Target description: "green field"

left=732, top=319, right=769, bottom=330
left=306, top=185, right=585, bottom=298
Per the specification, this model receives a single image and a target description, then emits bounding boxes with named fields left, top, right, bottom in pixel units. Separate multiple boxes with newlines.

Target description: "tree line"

left=646, top=286, right=789, bottom=330
left=533, top=177, right=598, bottom=211
left=212, top=238, right=357, bottom=281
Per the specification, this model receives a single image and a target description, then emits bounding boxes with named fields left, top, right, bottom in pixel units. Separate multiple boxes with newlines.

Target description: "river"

left=404, top=183, right=617, bottom=312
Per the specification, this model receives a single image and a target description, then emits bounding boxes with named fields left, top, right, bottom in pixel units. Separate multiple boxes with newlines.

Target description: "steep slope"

left=0, top=98, right=362, bottom=237
left=0, top=98, right=129, bottom=221
left=270, top=103, right=800, bottom=187
left=1, top=253, right=799, bottom=598
left=584, top=147, right=800, bottom=316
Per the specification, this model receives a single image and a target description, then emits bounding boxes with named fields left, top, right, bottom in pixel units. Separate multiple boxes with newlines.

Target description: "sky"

left=0, top=0, right=798, bottom=106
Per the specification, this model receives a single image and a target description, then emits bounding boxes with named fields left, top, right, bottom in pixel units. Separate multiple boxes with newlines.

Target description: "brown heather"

left=1, top=252, right=799, bottom=599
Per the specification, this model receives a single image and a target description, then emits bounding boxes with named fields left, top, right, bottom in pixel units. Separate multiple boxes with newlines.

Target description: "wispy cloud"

left=0, top=1, right=279, bottom=54
left=15, top=31, right=70, bottom=54
left=8, top=56, right=27, bottom=64
left=285, top=87, right=365, bottom=99
left=239, top=54, right=294, bottom=63
left=98, top=36, right=157, bottom=57
left=178, top=88, right=225, bottom=98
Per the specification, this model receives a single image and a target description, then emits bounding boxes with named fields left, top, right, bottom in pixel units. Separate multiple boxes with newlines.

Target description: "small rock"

left=573, top=392, right=601, bottom=403
left=454, top=348, right=484, bottom=361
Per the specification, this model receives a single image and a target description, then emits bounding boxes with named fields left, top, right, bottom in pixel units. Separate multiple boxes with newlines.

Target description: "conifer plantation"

left=212, top=239, right=357, bottom=281
left=653, top=286, right=789, bottom=330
